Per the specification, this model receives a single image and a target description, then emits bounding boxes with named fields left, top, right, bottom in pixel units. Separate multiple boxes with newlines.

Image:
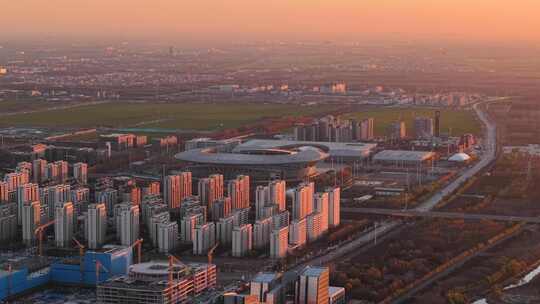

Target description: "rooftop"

left=234, top=139, right=377, bottom=158
left=373, top=150, right=435, bottom=162
left=302, top=266, right=328, bottom=277
left=251, top=272, right=281, bottom=283
left=175, top=146, right=328, bottom=165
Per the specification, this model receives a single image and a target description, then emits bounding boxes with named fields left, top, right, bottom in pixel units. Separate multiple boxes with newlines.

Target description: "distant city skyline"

left=2, top=0, right=540, bottom=44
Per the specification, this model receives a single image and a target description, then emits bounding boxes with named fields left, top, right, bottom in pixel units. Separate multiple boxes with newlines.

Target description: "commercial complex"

left=97, top=261, right=217, bottom=304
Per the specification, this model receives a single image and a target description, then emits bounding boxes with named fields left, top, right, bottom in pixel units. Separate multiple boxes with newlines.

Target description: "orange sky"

left=2, top=0, right=539, bottom=43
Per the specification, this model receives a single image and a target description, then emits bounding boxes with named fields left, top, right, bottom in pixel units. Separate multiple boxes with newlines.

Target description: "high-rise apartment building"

left=232, top=208, right=250, bottom=227
left=228, top=175, right=250, bottom=210
left=216, top=215, right=234, bottom=245
left=232, top=224, right=252, bottom=257
left=313, top=192, right=329, bottom=233
left=73, top=162, right=88, bottom=184
left=198, top=174, right=224, bottom=217
left=388, top=121, right=406, bottom=140
left=117, top=203, right=139, bottom=246
left=255, top=180, right=286, bottom=220
left=0, top=207, right=16, bottom=243
left=22, top=201, right=40, bottom=246
left=46, top=160, right=68, bottom=184
left=270, top=226, right=289, bottom=259
left=210, top=197, right=231, bottom=221
left=158, top=222, right=178, bottom=253
left=253, top=217, right=273, bottom=249
left=95, top=188, right=118, bottom=216
left=250, top=272, right=283, bottom=303
left=149, top=212, right=170, bottom=247
left=272, top=211, right=290, bottom=230
left=193, top=222, right=216, bottom=255
left=55, top=202, right=74, bottom=248
left=85, top=203, right=107, bottom=249
left=0, top=181, right=9, bottom=203
left=17, top=183, right=39, bottom=225
left=292, top=182, right=314, bottom=220
left=326, top=187, right=340, bottom=228
left=32, top=159, right=48, bottom=184
left=306, top=212, right=323, bottom=242
left=4, top=171, right=29, bottom=191
left=295, top=115, right=373, bottom=143
left=164, top=172, right=192, bottom=209
left=289, top=218, right=307, bottom=247
left=180, top=213, right=204, bottom=242
left=414, top=117, right=434, bottom=139
left=295, top=266, right=330, bottom=304
left=142, top=181, right=161, bottom=197
left=360, top=118, right=374, bottom=141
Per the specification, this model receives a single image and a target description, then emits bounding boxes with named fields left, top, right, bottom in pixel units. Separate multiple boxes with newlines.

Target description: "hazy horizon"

left=2, top=0, right=540, bottom=45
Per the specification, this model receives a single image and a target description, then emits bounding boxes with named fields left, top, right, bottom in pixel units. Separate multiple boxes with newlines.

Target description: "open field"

left=0, top=99, right=74, bottom=113
left=345, top=107, right=481, bottom=136
left=0, top=102, right=334, bottom=130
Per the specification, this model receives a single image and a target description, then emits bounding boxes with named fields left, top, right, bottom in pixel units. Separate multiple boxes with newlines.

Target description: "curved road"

left=416, top=101, right=497, bottom=211
left=284, top=99, right=498, bottom=282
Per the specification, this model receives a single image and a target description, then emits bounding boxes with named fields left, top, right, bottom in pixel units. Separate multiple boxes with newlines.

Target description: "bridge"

left=341, top=207, right=540, bottom=224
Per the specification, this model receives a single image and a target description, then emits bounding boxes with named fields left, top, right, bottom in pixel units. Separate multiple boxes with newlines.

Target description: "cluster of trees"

left=332, top=219, right=507, bottom=301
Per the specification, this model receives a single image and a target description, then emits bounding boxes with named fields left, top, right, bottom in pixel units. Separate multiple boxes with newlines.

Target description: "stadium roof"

left=373, top=150, right=435, bottom=162
left=234, top=139, right=376, bottom=158
left=175, top=146, right=328, bottom=165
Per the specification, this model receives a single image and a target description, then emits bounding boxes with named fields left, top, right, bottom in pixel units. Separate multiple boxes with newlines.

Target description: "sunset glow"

left=3, top=0, right=540, bottom=43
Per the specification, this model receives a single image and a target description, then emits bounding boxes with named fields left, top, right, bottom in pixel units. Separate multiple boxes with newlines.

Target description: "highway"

left=282, top=99, right=498, bottom=285
left=416, top=101, right=497, bottom=211
left=342, top=207, right=540, bottom=223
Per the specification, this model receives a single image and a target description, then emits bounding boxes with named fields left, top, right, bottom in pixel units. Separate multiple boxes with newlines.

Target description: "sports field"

left=345, top=107, right=481, bottom=136
left=0, top=102, right=333, bottom=130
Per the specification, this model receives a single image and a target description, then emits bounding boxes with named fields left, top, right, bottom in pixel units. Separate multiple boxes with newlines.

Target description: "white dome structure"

left=449, top=152, right=471, bottom=162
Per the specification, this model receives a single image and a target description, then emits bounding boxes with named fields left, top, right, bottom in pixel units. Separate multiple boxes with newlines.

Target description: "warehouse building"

left=372, top=150, right=436, bottom=167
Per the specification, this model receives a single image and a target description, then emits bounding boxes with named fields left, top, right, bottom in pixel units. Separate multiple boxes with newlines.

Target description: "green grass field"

left=0, top=102, right=333, bottom=130
left=344, top=107, right=481, bottom=136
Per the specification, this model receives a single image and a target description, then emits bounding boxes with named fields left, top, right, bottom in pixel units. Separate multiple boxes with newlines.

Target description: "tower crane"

left=5, top=264, right=12, bottom=297
left=207, top=242, right=219, bottom=265
left=34, top=220, right=55, bottom=256
left=131, top=238, right=144, bottom=264
left=95, top=260, right=109, bottom=286
left=72, top=238, right=85, bottom=282
left=167, top=255, right=182, bottom=303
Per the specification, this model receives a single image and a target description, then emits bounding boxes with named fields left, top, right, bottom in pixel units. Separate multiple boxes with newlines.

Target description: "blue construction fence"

left=0, top=247, right=132, bottom=301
